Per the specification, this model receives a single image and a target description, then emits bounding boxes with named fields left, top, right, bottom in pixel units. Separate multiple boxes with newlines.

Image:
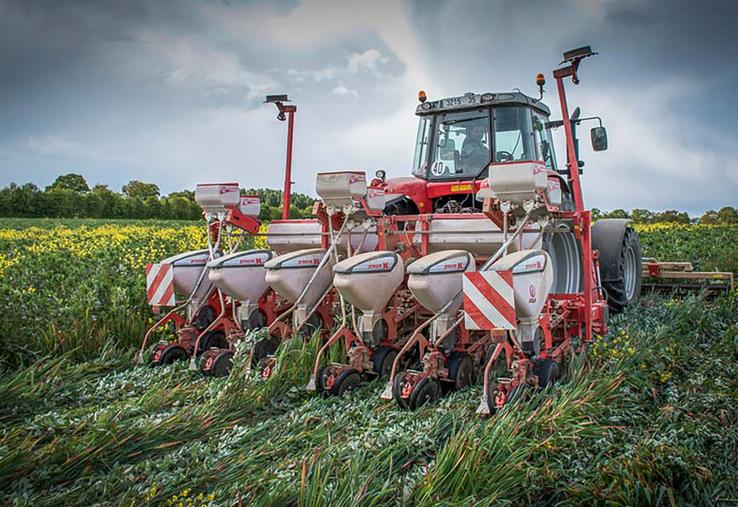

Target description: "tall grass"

left=1, top=294, right=735, bottom=505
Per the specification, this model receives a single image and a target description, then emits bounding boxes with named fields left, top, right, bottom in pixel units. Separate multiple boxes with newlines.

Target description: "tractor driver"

left=460, top=124, right=490, bottom=172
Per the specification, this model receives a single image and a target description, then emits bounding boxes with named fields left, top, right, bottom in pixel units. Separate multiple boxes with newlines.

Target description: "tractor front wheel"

left=592, top=220, right=642, bottom=313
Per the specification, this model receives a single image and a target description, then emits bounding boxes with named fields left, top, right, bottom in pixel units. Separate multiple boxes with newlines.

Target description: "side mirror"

left=591, top=126, right=608, bottom=151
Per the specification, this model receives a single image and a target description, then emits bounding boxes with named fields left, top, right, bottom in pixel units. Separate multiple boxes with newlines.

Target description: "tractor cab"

left=374, top=92, right=560, bottom=215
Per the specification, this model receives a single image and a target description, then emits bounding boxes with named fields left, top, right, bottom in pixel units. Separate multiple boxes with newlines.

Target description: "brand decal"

left=512, top=254, right=546, bottom=274
left=450, top=184, right=473, bottom=192
left=528, top=284, right=537, bottom=303
left=219, top=185, right=239, bottom=195
left=352, top=255, right=396, bottom=273
left=280, top=255, right=322, bottom=268
left=428, top=255, right=470, bottom=273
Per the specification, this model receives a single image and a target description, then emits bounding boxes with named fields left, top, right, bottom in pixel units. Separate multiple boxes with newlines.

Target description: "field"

left=1, top=219, right=737, bottom=505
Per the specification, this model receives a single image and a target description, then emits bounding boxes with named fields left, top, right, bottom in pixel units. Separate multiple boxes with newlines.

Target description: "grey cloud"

left=0, top=0, right=735, bottom=214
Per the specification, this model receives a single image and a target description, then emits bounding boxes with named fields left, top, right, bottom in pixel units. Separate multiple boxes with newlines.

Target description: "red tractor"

left=366, top=46, right=642, bottom=411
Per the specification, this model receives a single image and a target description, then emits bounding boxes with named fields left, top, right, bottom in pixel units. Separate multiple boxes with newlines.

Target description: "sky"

left=1, top=0, right=737, bottom=215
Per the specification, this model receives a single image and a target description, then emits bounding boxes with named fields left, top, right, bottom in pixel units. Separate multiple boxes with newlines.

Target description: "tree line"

left=0, top=174, right=315, bottom=221
left=1, top=173, right=736, bottom=224
left=592, top=207, right=738, bottom=225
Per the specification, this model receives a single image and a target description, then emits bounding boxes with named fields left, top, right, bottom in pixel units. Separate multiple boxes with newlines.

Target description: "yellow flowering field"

left=0, top=219, right=215, bottom=366
left=0, top=219, right=734, bottom=368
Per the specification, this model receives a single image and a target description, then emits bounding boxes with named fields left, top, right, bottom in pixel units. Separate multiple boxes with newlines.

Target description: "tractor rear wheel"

left=592, top=220, right=642, bottom=313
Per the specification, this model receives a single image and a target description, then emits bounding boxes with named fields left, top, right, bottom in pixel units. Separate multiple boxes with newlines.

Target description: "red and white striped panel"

left=462, top=270, right=516, bottom=330
left=146, top=263, right=175, bottom=307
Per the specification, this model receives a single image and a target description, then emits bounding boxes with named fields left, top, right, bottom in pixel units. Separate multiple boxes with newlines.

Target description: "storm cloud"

left=0, top=0, right=736, bottom=214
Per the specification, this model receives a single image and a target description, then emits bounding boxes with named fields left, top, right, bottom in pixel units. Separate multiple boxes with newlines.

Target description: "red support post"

left=553, top=64, right=593, bottom=343
left=553, top=70, right=584, bottom=211
left=282, top=108, right=296, bottom=220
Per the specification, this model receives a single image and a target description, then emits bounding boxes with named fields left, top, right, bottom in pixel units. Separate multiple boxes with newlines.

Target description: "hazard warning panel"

left=146, top=263, right=175, bottom=307
left=462, top=270, right=516, bottom=330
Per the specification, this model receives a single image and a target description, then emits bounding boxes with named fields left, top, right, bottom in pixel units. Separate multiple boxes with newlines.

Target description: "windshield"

left=493, top=107, right=535, bottom=162
left=427, top=109, right=491, bottom=180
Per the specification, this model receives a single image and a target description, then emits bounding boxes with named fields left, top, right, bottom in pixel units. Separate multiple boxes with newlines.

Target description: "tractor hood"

left=371, top=175, right=484, bottom=213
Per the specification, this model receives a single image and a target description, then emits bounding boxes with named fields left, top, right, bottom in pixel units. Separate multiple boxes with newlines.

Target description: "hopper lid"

left=407, top=250, right=473, bottom=275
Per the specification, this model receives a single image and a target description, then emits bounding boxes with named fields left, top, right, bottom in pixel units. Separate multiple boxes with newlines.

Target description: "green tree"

left=700, top=210, right=719, bottom=224
left=653, top=210, right=690, bottom=224
left=605, top=209, right=630, bottom=219
left=44, top=188, right=80, bottom=217
left=47, top=173, right=90, bottom=193
left=631, top=208, right=653, bottom=224
left=9, top=183, right=41, bottom=217
left=716, top=206, right=738, bottom=224
left=122, top=180, right=160, bottom=200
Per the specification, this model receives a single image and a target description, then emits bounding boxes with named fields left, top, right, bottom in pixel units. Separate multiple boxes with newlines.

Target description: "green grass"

left=0, top=295, right=736, bottom=505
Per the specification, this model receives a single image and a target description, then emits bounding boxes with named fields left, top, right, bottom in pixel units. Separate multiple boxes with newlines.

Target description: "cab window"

left=493, top=107, right=535, bottom=162
left=428, top=109, right=491, bottom=180
left=533, top=112, right=556, bottom=169
left=412, top=117, right=432, bottom=177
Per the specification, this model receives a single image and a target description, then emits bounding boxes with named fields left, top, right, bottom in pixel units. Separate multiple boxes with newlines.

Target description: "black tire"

left=298, top=314, right=322, bottom=338
left=318, top=364, right=335, bottom=395
left=197, top=330, right=227, bottom=356
left=392, top=371, right=411, bottom=409
left=193, top=306, right=216, bottom=330
left=372, top=347, right=398, bottom=378
left=486, top=382, right=519, bottom=415
left=408, top=377, right=441, bottom=410
left=209, top=350, right=234, bottom=378
left=159, top=344, right=187, bottom=365
left=252, top=336, right=280, bottom=363
left=533, top=358, right=560, bottom=388
left=242, top=309, right=267, bottom=331
left=327, top=368, right=362, bottom=396
left=592, top=220, right=642, bottom=313
left=148, top=342, right=166, bottom=366
left=447, top=352, right=474, bottom=390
